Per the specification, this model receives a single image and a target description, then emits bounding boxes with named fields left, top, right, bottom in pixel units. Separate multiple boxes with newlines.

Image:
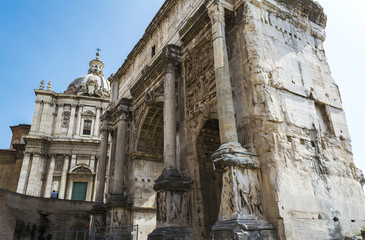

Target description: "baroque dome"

left=64, top=53, right=110, bottom=97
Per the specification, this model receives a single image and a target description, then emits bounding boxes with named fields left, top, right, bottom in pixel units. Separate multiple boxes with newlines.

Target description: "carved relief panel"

left=184, top=39, right=216, bottom=119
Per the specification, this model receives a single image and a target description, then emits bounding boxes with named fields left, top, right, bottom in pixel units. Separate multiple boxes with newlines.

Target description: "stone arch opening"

left=197, top=119, right=222, bottom=238
left=137, top=102, right=164, bottom=157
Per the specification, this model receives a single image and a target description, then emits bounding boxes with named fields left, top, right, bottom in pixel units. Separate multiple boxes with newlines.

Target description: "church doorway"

left=197, top=119, right=222, bottom=238
left=71, top=182, right=88, bottom=200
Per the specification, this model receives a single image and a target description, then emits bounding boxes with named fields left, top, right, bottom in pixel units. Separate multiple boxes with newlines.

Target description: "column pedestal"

left=90, top=202, right=107, bottom=240
left=211, top=219, right=277, bottom=240
left=207, top=1, right=277, bottom=238
left=105, top=100, right=133, bottom=237
left=149, top=45, right=193, bottom=240
left=210, top=143, right=277, bottom=240
left=91, top=125, right=110, bottom=231
left=148, top=168, right=193, bottom=240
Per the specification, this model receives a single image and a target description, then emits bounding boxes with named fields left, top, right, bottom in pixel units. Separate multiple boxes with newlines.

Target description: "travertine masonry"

left=96, top=0, right=365, bottom=239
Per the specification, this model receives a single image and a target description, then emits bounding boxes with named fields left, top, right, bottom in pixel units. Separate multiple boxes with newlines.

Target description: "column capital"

left=114, top=98, right=132, bottom=121
left=207, top=0, right=225, bottom=25
left=32, top=152, right=42, bottom=157
left=162, top=45, right=181, bottom=73
left=24, top=151, right=32, bottom=157
left=107, top=73, right=118, bottom=83
left=100, top=122, right=112, bottom=133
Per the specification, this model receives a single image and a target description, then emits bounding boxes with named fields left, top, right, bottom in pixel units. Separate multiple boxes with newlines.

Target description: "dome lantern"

left=64, top=50, right=110, bottom=97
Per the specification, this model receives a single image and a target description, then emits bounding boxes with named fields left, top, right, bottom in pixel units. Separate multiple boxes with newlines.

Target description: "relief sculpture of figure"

left=248, top=181, right=262, bottom=217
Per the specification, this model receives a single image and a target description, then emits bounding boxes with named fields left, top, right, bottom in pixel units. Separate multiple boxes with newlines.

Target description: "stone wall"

left=229, top=1, right=365, bottom=239
left=107, top=0, right=365, bottom=239
left=0, top=189, right=92, bottom=240
left=116, top=0, right=201, bottom=99
left=0, top=150, right=22, bottom=192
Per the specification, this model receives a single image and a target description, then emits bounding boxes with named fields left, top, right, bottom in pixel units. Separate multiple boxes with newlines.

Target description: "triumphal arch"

left=91, top=0, right=365, bottom=239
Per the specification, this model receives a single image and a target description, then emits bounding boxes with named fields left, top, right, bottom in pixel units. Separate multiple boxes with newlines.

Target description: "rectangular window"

left=151, top=45, right=156, bottom=58
left=83, top=120, right=92, bottom=135
left=71, top=182, right=88, bottom=200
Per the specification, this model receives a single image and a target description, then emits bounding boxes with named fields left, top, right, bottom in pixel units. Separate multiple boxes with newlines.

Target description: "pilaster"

left=108, top=74, right=119, bottom=103
left=16, top=152, right=31, bottom=194
left=26, top=152, right=42, bottom=196
left=67, top=104, right=76, bottom=137
left=54, top=104, right=63, bottom=135
left=90, top=155, right=96, bottom=172
left=70, top=154, right=77, bottom=169
left=29, top=99, right=43, bottom=134
left=75, top=105, right=83, bottom=137
left=59, top=155, right=70, bottom=199
left=38, top=99, right=53, bottom=135
left=94, top=107, right=101, bottom=137
left=44, top=154, right=56, bottom=197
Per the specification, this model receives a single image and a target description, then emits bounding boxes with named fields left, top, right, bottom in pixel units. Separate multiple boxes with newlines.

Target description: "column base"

left=90, top=204, right=106, bottom=238
left=91, top=201, right=106, bottom=213
left=211, top=219, right=277, bottom=240
left=154, top=168, right=193, bottom=191
left=106, top=193, right=132, bottom=207
left=148, top=227, right=192, bottom=240
left=212, top=142, right=259, bottom=170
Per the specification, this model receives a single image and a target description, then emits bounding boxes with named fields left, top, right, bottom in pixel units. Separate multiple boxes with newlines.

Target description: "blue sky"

left=0, top=0, right=364, bottom=174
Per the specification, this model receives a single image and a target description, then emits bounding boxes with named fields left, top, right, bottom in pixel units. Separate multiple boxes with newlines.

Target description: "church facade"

left=16, top=53, right=110, bottom=201
left=91, top=0, right=365, bottom=239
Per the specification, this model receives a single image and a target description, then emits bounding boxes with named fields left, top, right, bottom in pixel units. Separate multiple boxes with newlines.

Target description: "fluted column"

left=207, top=2, right=276, bottom=239
left=163, top=58, right=177, bottom=170
left=59, top=155, right=70, bottom=199
left=16, top=152, right=31, bottom=194
left=149, top=45, right=193, bottom=240
left=101, top=101, right=132, bottom=234
left=44, top=155, right=56, bottom=197
left=208, top=1, right=238, bottom=144
left=111, top=111, right=128, bottom=199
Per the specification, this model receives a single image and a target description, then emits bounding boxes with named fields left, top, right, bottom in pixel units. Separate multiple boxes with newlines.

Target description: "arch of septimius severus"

left=2, top=0, right=364, bottom=239
left=89, top=0, right=365, bottom=239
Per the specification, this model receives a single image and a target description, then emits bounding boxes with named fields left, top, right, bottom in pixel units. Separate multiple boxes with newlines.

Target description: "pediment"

left=69, top=165, right=95, bottom=175
left=81, top=110, right=96, bottom=117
